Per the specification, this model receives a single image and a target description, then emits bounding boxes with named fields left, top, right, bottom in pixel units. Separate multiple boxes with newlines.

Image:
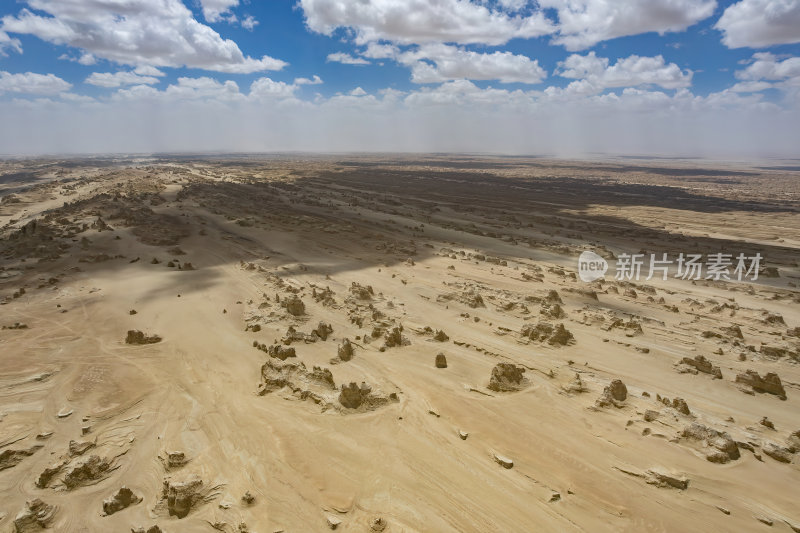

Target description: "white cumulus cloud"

left=716, top=0, right=800, bottom=48
left=397, top=44, right=547, bottom=84
left=327, top=52, right=370, bottom=65
left=299, top=0, right=554, bottom=45
left=294, top=75, right=324, bottom=85
left=1, top=0, right=286, bottom=73
left=199, top=0, right=240, bottom=23
left=86, top=71, right=160, bottom=88
left=300, top=0, right=714, bottom=50
left=0, top=29, right=22, bottom=56
left=556, top=52, right=693, bottom=93
left=542, top=0, right=717, bottom=51
left=241, top=15, right=259, bottom=30
left=0, top=71, right=72, bottom=95
left=736, top=53, right=800, bottom=80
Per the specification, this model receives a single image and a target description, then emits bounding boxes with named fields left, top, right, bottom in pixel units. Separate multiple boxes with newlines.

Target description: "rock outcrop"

left=63, top=455, right=113, bottom=489
left=596, top=379, right=627, bottom=407
left=282, top=295, right=305, bottom=316
left=349, top=282, right=374, bottom=300
left=259, top=359, right=335, bottom=395
left=671, top=398, right=691, bottom=415
left=13, top=499, right=56, bottom=532
left=267, top=344, right=297, bottom=360
left=314, top=321, right=333, bottom=341
left=492, top=453, right=514, bottom=469
left=646, top=470, right=689, bottom=490
left=35, top=462, right=66, bottom=489
left=735, top=370, right=786, bottom=400
left=337, top=382, right=398, bottom=411
left=487, top=363, right=528, bottom=392
left=336, top=339, right=354, bottom=362
left=678, top=355, right=722, bottom=379
left=103, top=487, right=142, bottom=515
left=68, top=440, right=94, bottom=457
left=382, top=326, right=410, bottom=349
left=521, top=322, right=574, bottom=346
left=763, top=443, right=794, bottom=463
left=433, top=329, right=449, bottom=342
left=0, top=445, right=42, bottom=471
left=167, top=451, right=187, bottom=469
left=563, top=373, right=587, bottom=394
left=125, top=330, right=162, bottom=345
left=163, top=476, right=204, bottom=518
left=681, top=423, right=740, bottom=463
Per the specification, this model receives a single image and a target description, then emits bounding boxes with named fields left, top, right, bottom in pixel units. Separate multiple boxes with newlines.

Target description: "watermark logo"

left=578, top=250, right=608, bottom=282
left=577, top=250, right=764, bottom=282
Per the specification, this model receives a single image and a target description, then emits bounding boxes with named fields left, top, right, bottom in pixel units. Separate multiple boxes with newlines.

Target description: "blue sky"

left=0, top=0, right=799, bottom=156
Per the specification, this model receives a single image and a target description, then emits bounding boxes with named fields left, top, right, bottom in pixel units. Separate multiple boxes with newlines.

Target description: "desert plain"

left=0, top=155, right=798, bottom=532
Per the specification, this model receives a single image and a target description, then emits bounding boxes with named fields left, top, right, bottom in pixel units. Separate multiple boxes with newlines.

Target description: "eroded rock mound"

left=788, top=430, right=800, bottom=453
left=281, top=322, right=334, bottom=344
left=259, top=359, right=337, bottom=407
left=338, top=382, right=398, bottom=411
left=314, top=321, right=333, bottom=341
left=596, top=379, right=627, bottom=408
left=521, top=322, right=574, bottom=346
left=563, top=373, right=587, bottom=394
left=678, top=355, right=722, bottom=379
left=166, top=451, right=187, bottom=469
left=436, top=288, right=485, bottom=308
left=267, top=344, right=297, bottom=360
left=339, top=382, right=371, bottom=409
left=608, top=318, right=643, bottom=336
left=335, top=338, right=354, bottom=362
left=103, top=486, right=142, bottom=515
left=671, top=397, right=691, bottom=415
left=492, top=453, right=514, bottom=469
left=13, top=499, right=56, bottom=532
left=163, top=476, right=204, bottom=518
left=722, top=324, right=744, bottom=339
left=681, top=423, right=740, bottom=463
left=260, top=359, right=332, bottom=393
left=312, top=286, right=336, bottom=306
left=435, top=352, right=447, bottom=368
left=125, top=330, right=162, bottom=345
left=735, top=370, right=786, bottom=400
left=280, top=326, right=309, bottom=344
left=646, top=470, right=689, bottom=490
left=487, top=363, right=528, bottom=392
left=382, top=326, right=410, bottom=349
left=0, top=445, right=42, bottom=471
left=282, top=295, right=305, bottom=316
left=68, top=440, right=94, bottom=457
left=433, top=329, right=449, bottom=342
left=63, top=455, right=113, bottom=489
left=349, top=282, right=374, bottom=300
left=763, top=443, right=794, bottom=463
left=36, top=462, right=66, bottom=489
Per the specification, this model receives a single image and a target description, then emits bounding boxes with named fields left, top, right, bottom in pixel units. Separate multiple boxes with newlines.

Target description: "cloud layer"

left=1, top=0, right=285, bottom=73
left=0, top=0, right=799, bottom=157
left=300, top=0, right=717, bottom=50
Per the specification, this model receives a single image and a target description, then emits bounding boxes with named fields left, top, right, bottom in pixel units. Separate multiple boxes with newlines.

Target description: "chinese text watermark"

left=578, top=251, right=763, bottom=282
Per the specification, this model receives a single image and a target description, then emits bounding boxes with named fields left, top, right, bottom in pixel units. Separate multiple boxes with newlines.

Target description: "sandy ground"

left=0, top=155, right=798, bottom=532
